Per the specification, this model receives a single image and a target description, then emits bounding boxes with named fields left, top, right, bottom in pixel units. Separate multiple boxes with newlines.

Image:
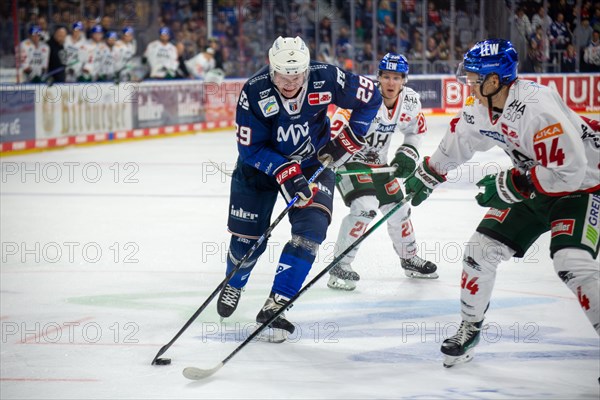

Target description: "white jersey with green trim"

left=330, top=86, right=427, bottom=166
left=430, top=79, right=600, bottom=195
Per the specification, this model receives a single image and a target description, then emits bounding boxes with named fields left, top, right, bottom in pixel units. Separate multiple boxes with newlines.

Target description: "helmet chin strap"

left=480, top=74, right=504, bottom=114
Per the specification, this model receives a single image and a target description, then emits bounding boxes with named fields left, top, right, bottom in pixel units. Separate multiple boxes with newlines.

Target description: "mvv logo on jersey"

left=308, top=92, right=332, bottom=105
left=258, top=96, right=279, bottom=117
left=277, top=122, right=310, bottom=145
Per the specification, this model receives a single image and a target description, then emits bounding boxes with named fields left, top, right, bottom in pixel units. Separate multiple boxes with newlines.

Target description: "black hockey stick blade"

left=151, top=163, right=328, bottom=365
left=182, top=193, right=413, bottom=379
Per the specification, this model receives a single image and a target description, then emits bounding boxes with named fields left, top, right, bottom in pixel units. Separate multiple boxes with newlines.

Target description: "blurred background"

left=1, top=0, right=599, bottom=84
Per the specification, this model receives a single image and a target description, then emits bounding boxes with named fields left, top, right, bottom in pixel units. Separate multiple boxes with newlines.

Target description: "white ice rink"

left=1, top=115, right=598, bottom=399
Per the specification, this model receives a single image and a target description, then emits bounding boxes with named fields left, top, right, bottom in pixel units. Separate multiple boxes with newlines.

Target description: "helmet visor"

left=456, top=62, right=484, bottom=86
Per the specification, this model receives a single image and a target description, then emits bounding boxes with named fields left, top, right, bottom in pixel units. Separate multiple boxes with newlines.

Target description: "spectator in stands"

left=144, top=27, right=179, bottom=79
left=208, top=37, right=224, bottom=70
left=531, top=5, right=552, bottom=32
left=527, top=34, right=545, bottom=73
left=17, top=25, right=49, bottom=83
left=582, top=30, right=600, bottom=71
left=175, top=42, right=191, bottom=79
left=186, top=47, right=215, bottom=79
left=573, top=18, right=594, bottom=54
left=47, top=26, right=67, bottom=83
left=36, top=16, right=50, bottom=42
left=508, top=7, right=533, bottom=71
left=561, top=43, right=577, bottom=72
left=550, top=12, right=571, bottom=51
left=592, top=6, right=600, bottom=32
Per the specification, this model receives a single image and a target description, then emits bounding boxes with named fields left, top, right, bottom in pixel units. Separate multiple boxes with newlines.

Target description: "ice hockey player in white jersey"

left=143, top=27, right=178, bottom=79
left=404, top=39, right=600, bottom=368
left=113, top=27, right=137, bottom=82
left=16, top=25, right=49, bottom=83
left=327, top=53, right=438, bottom=291
left=81, top=25, right=108, bottom=82
left=64, top=21, right=87, bottom=82
left=99, top=31, right=118, bottom=82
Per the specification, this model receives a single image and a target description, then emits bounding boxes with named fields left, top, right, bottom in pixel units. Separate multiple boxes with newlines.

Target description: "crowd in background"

left=1, top=0, right=599, bottom=83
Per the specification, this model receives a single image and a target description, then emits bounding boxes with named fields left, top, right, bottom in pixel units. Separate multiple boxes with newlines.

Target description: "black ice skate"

left=441, top=320, right=484, bottom=368
left=327, top=263, right=360, bottom=291
left=255, top=292, right=295, bottom=343
left=217, top=284, right=243, bottom=320
left=401, top=255, right=439, bottom=279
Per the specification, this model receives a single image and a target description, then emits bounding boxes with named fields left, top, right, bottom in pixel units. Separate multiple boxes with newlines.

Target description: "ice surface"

left=1, top=116, right=598, bottom=399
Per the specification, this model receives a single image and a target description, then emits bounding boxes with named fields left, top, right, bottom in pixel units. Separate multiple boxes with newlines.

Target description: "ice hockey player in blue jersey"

left=217, top=36, right=382, bottom=342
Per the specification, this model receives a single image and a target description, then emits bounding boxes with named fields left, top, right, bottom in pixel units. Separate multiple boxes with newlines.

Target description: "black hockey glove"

left=476, top=168, right=534, bottom=209
left=275, top=161, right=318, bottom=208
left=317, top=126, right=365, bottom=169
left=391, top=144, right=419, bottom=178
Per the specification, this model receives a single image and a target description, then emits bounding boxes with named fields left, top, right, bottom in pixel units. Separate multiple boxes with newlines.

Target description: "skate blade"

left=442, top=350, right=475, bottom=368
left=327, top=275, right=357, bottom=291
left=251, top=324, right=288, bottom=343
left=404, top=270, right=439, bottom=279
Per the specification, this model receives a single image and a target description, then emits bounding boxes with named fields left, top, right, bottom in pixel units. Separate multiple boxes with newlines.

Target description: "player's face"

left=465, top=72, right=485, bottom=101
left=379, top=71, right=405, bottom=100
left=273, top=72, right=305, bottom=98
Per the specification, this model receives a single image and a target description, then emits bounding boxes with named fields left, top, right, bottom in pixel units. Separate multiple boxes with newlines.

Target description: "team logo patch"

left=465, top=96, right=475, bottom=106
left=479, top=130, right=506, bottom=144
left=551, top=219, right=575, bottom=238
left=534, top=123, right=564, bottom=143
left=313, top=80, right=325, bottom=89
left=258, top=96, right=279, bottom=117
left=308, top=92, right=332, bottom=105
left=385, top=179, right=400, bottom=195
left=356, top=174, right=372, bottom=183
left=483, top=208, right=510, bottom=222
left=582, top=194, right=600, bottom=248
left=259, top=89, right=271, bottom=99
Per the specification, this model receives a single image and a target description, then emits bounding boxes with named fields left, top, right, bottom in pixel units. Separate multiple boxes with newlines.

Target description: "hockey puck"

left=154, top=357, right=172, bottom=365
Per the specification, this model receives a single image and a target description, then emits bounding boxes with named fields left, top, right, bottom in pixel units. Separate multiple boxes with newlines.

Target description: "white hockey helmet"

left=268, top=36, right=310, bottom=78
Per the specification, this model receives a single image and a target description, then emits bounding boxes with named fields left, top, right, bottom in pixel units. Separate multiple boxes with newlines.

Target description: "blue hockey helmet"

left=90, top=24, right=104, bottom=34
left=159, top=26, right=171, bottom=37
left=457, top=39, right=518, bottom=86
left=378, top=53, right=409, bottom=76
left=29, top=25, right=42, bottom=35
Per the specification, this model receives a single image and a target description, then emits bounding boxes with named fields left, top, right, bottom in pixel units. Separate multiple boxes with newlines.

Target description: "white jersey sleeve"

left=330, top=86, right=428, bottom=166
left=429, top=80, right=600, bottom=194
left=518, top=87, right=598, bottom=194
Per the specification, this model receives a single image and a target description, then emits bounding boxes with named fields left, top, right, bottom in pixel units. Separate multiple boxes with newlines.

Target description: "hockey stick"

left=336, top=166, right=397, bottom=176
left=182, top=192, right=414, bottom=380
left=151, top=162, right=329, bottom=365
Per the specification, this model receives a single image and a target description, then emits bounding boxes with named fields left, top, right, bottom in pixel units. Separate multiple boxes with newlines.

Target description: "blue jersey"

left=235, top=62, right=382, bottom=175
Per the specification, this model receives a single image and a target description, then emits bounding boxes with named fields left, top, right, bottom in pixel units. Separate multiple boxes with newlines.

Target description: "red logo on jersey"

left=356, top=174, right=372, bottom=183
left=450, top=117, right=460, bottom=133
left=385, top=179, right=401, bottom=195
left=308, top=92, right=332, bottom=105
left=483, top=208, right=510, bottom=222
left=501, top=123, right=519, bottom=140
left=551, top=219, right=575, bottom=237
left=417, top=112, right=427, bottom=134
